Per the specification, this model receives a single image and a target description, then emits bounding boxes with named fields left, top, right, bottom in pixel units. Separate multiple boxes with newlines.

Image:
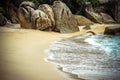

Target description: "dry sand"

left=0, top=27, right=68, bottom=80
left=0, top=24, right=119, bottom=80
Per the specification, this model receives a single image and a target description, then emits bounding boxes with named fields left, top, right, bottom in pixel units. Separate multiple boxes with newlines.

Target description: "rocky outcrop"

left=100, top=12, right=116, bottom=23
left=85, top=2, right=116, bottom=24
left=114, top=0, right=120, bottom=23
left=18, top=1, right=35, bottom=29
left=99, top=0, right=120, bottom=23
left=52, top=1, right=79, bottom=33
left=0, top=13, right=7, bottom=26
left=74, top=15, right=94, bottom=26
left=85, top=2, right=103, bottom=23
left=7, top=4, right=19, bottom=23
left=38, top=4, right=55, bottom=30
left=104, top=26, right=120, bottom=35
left=31, top=10, right=52, bottom=30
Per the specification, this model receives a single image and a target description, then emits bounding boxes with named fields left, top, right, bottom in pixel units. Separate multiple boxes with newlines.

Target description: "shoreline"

left=0, top=24, right=120, bottom=80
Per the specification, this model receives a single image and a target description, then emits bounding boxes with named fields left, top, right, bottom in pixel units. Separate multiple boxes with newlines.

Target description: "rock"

left=104, top=26, right=120, bottom=35
left=114, top=0, right=120, bottom=23
left=103, top=0, right=120, bottom=23
left=85, top=2, right=103, bottom=23
left=19, top=1, right=36, bottom=9
left=7, top=4, right=19, bottom=23
left=18, top=1, right=35, bottom=29
left=52, top=1, right=79, bottom=33
left=31, top=10, right=52, bottom=30
left=74, top=15, right=94, bottom=26
left=100, top=12, right=116, bottom=23
left=0, top=13, right=7, bottom=26
left=38, top=4, right=55, bottom=30
left=85, top=10, right=103, bottom=23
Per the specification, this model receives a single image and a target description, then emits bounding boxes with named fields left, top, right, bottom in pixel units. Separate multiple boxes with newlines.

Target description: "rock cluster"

left=85, top=2, right=116, bottom=24
left=17, top=1, right=119, bottom=33
left=17, top=1, right=82, bottom=33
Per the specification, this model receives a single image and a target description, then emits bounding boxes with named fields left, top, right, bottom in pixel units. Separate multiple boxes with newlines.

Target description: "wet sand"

left=0, top=24, right=119, bottom=80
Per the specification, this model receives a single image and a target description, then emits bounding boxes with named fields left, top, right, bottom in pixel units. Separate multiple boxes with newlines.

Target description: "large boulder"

left=74, top=15, right=94, bottom=26
left=100, top=12, right=116, bottom=23
left=0, top=13, right=7, bottom=26
left=18, top=1, right=35, bottom=29
left=52, top=1, right=79, bottom=33
left=85, top=2, right=103, bottom=23
left=31, top=10, right=52, bottom=30
left=7, top=4, right=19, bottom=23
left=114, top=0, right=120, bottom=23
left=104, top=26, right=120, bottom=35
left=38, top=4, right=55, bottom=30
left=100, top=0, right=120, bottom=23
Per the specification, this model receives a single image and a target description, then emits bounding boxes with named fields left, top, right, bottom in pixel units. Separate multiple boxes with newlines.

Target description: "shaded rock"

left=7, top=4, right=19, bottom=23
left=85, top=2, right=103, bottom=23
left=38, top=4, right=55, bottom=30
left=74, top=15, right=94, bottom=26
left=18, top=1, right=35, bottom=29
left=100, top=12, right=116, bottom=23
left=31, top=10, right=52, bottom=30
left=102, top=0, right=120, bottom=23
left=104, top=26, right=120, bottom=35
left=52, top=1, right=79, bottom=33
left=0, top=13, right=7, bottom=26
left=85, top=10, right=103, bottom=23
left=114, top=0, right=120, bottom=23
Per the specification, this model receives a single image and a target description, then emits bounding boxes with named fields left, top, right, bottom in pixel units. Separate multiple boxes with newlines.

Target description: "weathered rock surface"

left=18, top=1, right=35, bottom=29
left=85, top=2, right=103, bottom=23
left=38, top=4, right=55, bottom=30
left=0, top=13, right=7, bottom=26
left=31, top=10, right=52, bottom=30
left=85, top=2, right=116, bottom=24
left=100, top=12, right=116, bottom=23
left=104, top=26, right=120, bottom=35
left=52, top=1, right=79, bottom=33
left=100, top=0, right=120, bottom=23
left=7, top=4, right=19, bottom=23
left=114, top=0, right=120, bottom=23
left=74, top=15, right=94, bottom=26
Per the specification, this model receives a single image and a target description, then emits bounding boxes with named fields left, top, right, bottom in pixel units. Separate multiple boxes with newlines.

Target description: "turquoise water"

left=46, top=34, right=120, bottom=80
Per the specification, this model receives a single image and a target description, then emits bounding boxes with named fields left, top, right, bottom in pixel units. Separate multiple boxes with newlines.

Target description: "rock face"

left=18, top=1, right=35, bottom=29
left=100, top=12, right=116, bottom=23
left=0, top=13, right=7, bottom=26
left=52, top=1, right=79, bottom=33
left=85, top=2, right=103, bottom=23
left=114, top=0, right=120, bottom=23
left=7, top=4, right=19, bottom=23
left=31, top=10, right=52, bottom=30
left=104, top=26, right=120, bottom=35
left=38, top=4, right=55, bottom=30
left=74, top=15, right=94, bottom=26
left=85, top=2, right=116, bottom=24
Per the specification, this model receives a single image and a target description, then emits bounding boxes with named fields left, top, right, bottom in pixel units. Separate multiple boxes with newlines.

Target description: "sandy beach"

left=0, top=24, right=119, bottom=80
left=0, top=25, right=69, bottom=80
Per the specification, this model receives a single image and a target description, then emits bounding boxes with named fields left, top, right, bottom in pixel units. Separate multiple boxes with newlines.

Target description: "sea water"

left=46, top=34, right=120, bottom=80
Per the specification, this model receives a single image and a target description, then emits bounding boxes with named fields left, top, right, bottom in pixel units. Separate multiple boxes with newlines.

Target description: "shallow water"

left=46, top=34, right=120, bottom=80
